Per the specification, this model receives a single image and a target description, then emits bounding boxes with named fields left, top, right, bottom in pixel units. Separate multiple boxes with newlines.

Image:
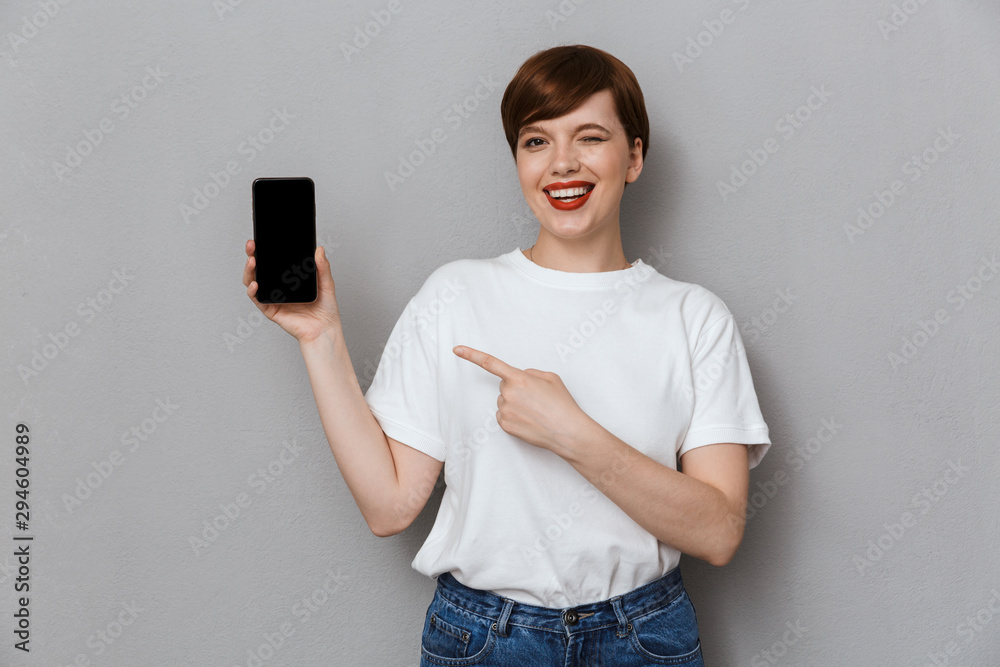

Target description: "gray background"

left=2, top=1, right=998, bottom=665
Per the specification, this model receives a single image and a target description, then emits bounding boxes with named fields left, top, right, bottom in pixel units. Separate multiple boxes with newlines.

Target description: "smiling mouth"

left=544, top=184, right=595, bottom=202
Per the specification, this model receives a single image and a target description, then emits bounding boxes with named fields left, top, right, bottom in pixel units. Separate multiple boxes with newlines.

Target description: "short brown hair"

left=501, top=45, right=649, bottom=162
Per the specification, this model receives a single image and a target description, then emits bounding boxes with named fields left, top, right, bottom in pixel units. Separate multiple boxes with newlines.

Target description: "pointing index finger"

left=453, top=345, right=519, bottom=380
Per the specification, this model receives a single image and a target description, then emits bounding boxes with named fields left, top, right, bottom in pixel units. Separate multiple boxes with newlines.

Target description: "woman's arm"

left=244, top=242, right=441, bottom=536
left=556, top=423, right=749, bottom=567
left=448, top=343, right=751, bottom=565
left=299, top=327, right=443, bottom=537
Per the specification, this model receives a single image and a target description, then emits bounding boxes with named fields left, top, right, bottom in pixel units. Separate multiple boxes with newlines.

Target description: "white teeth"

left=547, top=185, right=593, bottom=198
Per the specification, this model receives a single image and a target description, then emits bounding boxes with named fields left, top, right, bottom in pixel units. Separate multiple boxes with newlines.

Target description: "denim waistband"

left=433, top=567, right=686, bottom=637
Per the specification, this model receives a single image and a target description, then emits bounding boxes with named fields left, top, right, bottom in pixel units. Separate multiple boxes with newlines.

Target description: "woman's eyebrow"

left=518, top=122, right=612, bottom=137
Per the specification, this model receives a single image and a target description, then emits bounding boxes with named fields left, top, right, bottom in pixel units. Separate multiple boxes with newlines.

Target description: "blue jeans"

left=419, top=566, right=705, bottom=665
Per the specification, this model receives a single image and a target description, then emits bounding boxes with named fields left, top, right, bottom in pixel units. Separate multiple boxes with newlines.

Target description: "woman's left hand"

left=452, top=345, right=594, bottom=454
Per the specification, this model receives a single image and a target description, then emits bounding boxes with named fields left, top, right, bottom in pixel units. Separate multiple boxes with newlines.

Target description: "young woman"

left=243, top=44, right=770, bottom=666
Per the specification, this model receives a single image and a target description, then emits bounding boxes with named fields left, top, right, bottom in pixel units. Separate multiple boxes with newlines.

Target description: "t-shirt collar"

left=504, top=247, right=648, bottom=289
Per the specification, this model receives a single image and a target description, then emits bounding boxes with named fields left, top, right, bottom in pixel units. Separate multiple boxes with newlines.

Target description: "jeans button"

left=563, top=610, right=578, bottom=625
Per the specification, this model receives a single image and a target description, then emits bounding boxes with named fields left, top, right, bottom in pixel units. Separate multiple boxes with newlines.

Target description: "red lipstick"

left=544, top=180, right=595, bottom=211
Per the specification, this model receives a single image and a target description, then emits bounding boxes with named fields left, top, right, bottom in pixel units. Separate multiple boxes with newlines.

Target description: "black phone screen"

left=252, top=177, right=317, bottom=304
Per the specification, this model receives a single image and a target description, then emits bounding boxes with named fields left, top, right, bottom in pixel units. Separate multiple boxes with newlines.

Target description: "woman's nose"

left=549, top=142, right=580, bottom=174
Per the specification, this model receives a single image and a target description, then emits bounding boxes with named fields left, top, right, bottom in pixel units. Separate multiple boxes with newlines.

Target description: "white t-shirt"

left=363, top=247, right=770, bottom=608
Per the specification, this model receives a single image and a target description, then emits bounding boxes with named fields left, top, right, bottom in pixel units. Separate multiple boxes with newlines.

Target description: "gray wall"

left=2, top=1, right=998, bottom=665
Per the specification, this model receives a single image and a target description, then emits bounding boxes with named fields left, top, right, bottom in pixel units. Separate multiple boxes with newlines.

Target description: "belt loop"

left=494, top=599, right=515, bottom=637
left=610, top=596, right=631, bottom=638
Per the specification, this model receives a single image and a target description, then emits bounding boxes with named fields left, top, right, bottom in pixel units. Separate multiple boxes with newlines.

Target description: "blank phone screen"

left=252, top=177, right=317, bottom=304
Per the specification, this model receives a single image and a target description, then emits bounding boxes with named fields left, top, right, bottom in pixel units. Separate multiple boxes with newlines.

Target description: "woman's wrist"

left=298, top=324, right=344, bottom=353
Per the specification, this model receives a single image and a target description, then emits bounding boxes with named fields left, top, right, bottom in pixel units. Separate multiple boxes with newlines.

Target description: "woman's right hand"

left=242, top=240, right=344, bottom=344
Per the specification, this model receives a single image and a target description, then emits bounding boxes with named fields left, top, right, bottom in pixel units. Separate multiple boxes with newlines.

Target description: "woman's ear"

left=626, top=137, right=644, bottom=184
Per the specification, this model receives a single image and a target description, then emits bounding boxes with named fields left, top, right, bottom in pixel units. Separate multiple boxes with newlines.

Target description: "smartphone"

left=251, top=177, right=317, bottom=304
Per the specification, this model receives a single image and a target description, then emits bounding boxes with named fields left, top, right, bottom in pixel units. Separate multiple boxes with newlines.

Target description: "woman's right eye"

left=523, top=137, right=545, bottom=148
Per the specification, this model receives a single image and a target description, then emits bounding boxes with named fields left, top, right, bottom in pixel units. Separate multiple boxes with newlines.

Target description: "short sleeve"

left=679, top=312, right=771, bottom=469
left=363, top=281, right=448, bottom=462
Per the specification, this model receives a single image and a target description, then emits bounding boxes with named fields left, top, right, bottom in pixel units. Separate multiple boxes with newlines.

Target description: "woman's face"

left=515, top=89, right=643, bottom=244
